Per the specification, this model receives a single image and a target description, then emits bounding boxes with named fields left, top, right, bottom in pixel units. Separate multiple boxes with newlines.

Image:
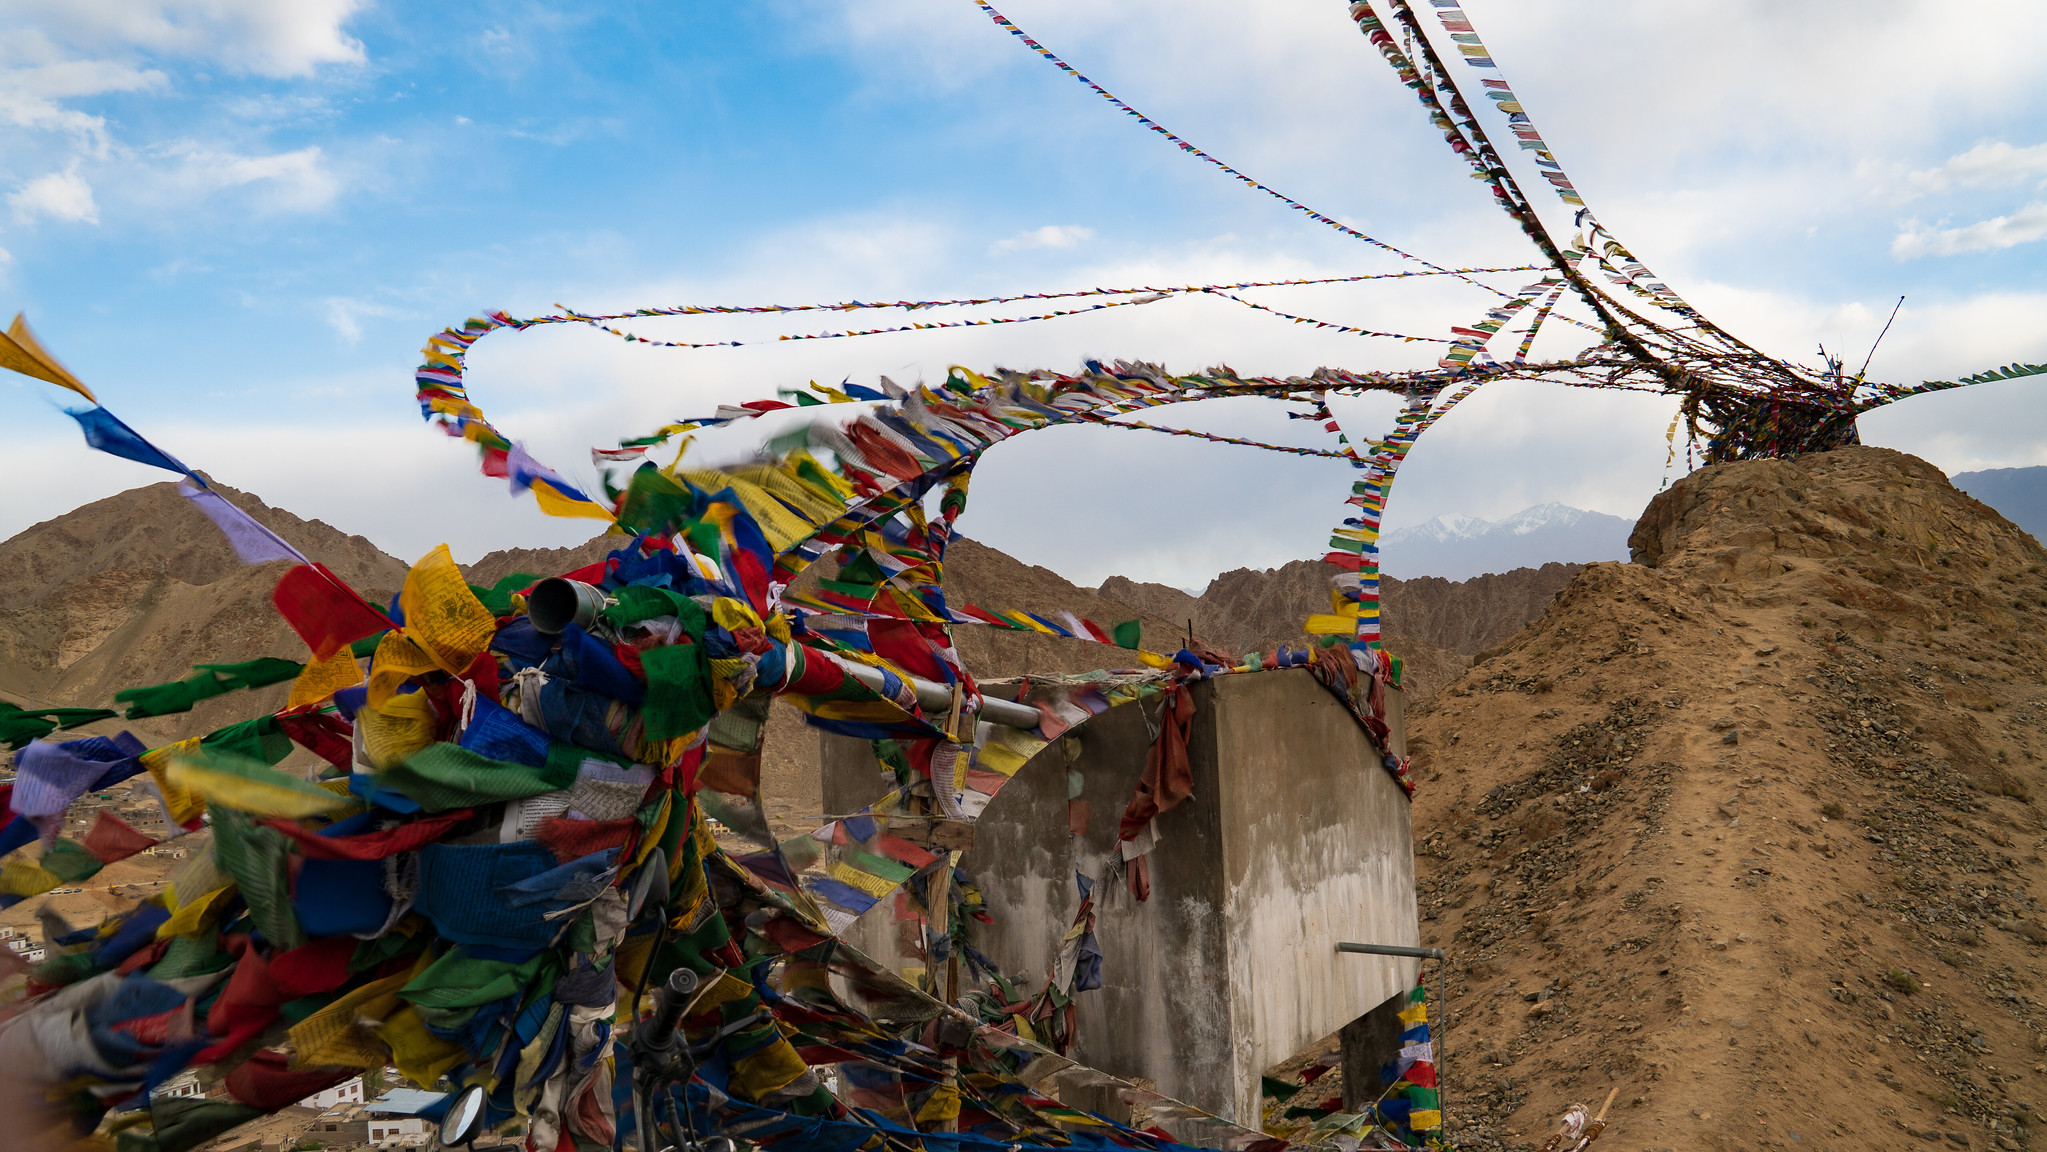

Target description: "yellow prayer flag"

left=166, top=755, right=358, bottom=819
left=398, top=544, right=498, bottom=676
left=531, top=479, right=617, bottom=521
left=142, top=737, right=205, bottom=825
left=0, top=313, right=94, bottom=402
left=1134, top=649, right=1174, bottom=669
left=289, top=965, right=416, bottom=1070
left=1304, top=614, right=1361, bottom=636
left=0, top=856, right=62, bottom=899
left=287, top=646, right=364, bottom=710
left=378, top=1005, right=468, bottom=1088
left=357, top=690, right=437, bottom=769
left=155, top=884, right=237, bottom=940
left=365, top=629, right=439, bottom=709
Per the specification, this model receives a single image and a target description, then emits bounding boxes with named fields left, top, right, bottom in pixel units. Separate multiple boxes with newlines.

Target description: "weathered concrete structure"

left=823, top=667, right=1417, bottom=1125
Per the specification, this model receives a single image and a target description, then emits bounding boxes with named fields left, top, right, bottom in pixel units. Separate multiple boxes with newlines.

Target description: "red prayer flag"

left=272, top=563, right=394, bottom=659
left=83, top=810, right=157, bottom=864
left=276, top=705, right=354, bottom=769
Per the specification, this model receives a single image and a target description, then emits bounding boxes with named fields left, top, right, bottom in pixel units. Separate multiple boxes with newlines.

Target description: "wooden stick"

left=1591, top=1086, right=1618, bottom=1122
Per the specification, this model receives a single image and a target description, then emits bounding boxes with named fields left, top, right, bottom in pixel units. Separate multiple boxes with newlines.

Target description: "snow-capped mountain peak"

left=1379, top=503, right=1633, bottom=580
left=1495, top=502, right=1590, bottom=537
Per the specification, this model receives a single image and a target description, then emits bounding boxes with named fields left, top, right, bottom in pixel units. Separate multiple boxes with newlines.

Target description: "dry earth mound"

left=1409, top=446, right=2047, bottom=1152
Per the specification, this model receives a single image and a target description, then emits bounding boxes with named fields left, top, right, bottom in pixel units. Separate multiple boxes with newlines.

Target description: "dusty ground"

left=1407, top=447, right=2047, bottom=1152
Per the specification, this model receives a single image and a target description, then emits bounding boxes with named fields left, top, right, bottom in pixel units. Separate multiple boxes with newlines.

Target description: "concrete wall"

left=819, top=668, right=1416, bottom=1125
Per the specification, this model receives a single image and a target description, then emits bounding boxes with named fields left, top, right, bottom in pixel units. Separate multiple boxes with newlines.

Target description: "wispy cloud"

left=1904, top=140, right=2047, bottom=197
left=147, top=143, right=341, bottom=212
left=10, top=165, right=98, bottom=223
left=992, top=224, right=1094, bottom=254
left=1893, top=203, right=2047, bottom=258
left=321, top=295, right=405, bottom=343
left=9, top=0, right=368, bottom=79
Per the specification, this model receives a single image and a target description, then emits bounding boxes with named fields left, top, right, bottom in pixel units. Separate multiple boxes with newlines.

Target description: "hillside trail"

left=1409, top=447, right=2047, bottom=1152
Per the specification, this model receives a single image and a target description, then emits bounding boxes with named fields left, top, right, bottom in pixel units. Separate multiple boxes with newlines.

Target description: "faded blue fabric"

left=535, top=679, right=623, bottom=758
left=459, top=698, right=551, bottom=768
left=415, top=841, right=561, bottom=952
left=544, top=624, right=644, bottom=706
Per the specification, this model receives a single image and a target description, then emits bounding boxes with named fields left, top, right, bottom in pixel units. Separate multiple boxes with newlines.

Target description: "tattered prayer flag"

left=1110, top=619, right=1142, bottom=649
left=398, top=544, right=497, bottom=676
left=273, top=563, right=394, bottom=660
left=287, top=647, right=363, bottom=710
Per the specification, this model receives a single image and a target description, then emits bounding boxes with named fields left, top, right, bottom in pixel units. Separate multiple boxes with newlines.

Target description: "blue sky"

left=4, top=1, right=2047, bottom=590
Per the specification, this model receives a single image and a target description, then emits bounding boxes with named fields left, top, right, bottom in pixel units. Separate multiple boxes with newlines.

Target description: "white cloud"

left=993, top=224, right=1095, bottom=254
left=322, top=296, right=405, bottom=343
left=10, top=0, right=367, bottom=79
left=1893, top=203, right=2047, bottom=258
left=150, top=142, right=341, bottom=212
left=1905, top=140, right=2047, bottom=197
left=10, top=166, right=98, bottom=223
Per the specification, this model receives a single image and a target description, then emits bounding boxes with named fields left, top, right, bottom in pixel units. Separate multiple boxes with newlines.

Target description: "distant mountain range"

left=1951, top=466, right=2047, bottom=543
left=1379, top=502, right=1633, bottom=581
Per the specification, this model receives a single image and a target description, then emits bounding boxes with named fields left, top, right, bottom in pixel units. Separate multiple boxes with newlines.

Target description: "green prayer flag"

left=469, top=573, right=540, bottom=618
left=0, top=706, right=58, bottom=749
left=350, top=630, right=389, bottom=658
left=44, top=707, right=121, bottom=730
left=40, top=839, right=103, bottom=884
left=194, top=657, right=303, bottom=691
left=401, top=944, right=554, bottom=1010
left=118, top=673, right=228, bottom=719
left=599, top=584, right=695, bottom=628
left=642, top=641, right=714, bottom=740
left=380, top=742, right=580, bottom=812
left=1110, top=619, right=1142, bottom=649
left=124, top=1097, right=264, bottom=1152
left=150, top=933, right=231, bottom=981
left=1260, top=1075, right=1301, bottom=1102
left=200, top=714, right=293, bottom=765
left=210, top=805, right=303, bottom=950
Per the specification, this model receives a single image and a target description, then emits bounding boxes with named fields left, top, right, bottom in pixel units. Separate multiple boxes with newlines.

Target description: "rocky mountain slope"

left=1101, top=559, right=1581, bottom=700
left=1408, top=446, right=2047, bottom=1152
left=0, top=481, right=405, bottom=751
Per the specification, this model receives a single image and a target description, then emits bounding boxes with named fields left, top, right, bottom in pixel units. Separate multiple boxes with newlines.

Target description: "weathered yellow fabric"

left=1304, top=614, right=1360, bottom=636
left=143, top=737, right=205, bottom=825
left=288, top=646, right=363, bottom=710
left=0, top=856, right=61, bottom=898
left=357, top=690, right=437, bottom=770
left=915, top=1080, right=961, bottom=1124
left=378, top=1005, right=468, bottom=1088
left=398, top=544, right=497, bottom=676
left=165, top=753, right=356, bottom=819
left=365, top=630, right=439, bottom=710
left=155, top=884, right=237, bottom=940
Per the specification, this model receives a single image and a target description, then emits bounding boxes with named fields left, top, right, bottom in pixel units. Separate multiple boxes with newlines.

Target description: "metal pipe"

left=1336, top=942, right=1446, bottom=960
left=831, top=657, right=1043, bottom=729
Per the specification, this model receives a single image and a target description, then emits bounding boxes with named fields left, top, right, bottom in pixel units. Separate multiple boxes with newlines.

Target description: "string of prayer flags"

left=967, top=0, right=1519, bottom=299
